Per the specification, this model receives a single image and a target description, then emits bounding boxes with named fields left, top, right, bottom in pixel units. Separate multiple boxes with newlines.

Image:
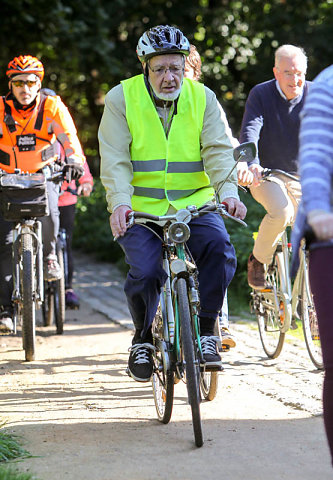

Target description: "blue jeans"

left=117, top=212, right=237, bottom=341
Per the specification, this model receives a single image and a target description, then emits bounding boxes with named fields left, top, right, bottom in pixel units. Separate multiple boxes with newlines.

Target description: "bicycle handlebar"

left=261, top=168, right=300, bottom=183
left=127, top=203, right=247, bottom=228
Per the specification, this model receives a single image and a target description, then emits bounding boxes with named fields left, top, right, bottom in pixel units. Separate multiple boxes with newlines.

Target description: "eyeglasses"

left=277, top=69, right=305, bottom=78
left=148, top=65, right=183, bottom=76
left=11, top=80, right=38, bottom=88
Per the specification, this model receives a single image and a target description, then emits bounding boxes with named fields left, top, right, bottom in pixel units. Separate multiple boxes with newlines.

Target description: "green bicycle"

left=127, top=202, right=246, bottom=447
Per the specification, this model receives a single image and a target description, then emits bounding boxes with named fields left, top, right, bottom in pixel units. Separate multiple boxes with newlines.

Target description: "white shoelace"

left=200, top=336, right=219, bottom=355
left=129, top=343, right=155, bottom=364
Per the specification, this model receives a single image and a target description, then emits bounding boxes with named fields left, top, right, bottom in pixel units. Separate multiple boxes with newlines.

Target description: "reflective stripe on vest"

left=121, top=75, right=214, bottom=215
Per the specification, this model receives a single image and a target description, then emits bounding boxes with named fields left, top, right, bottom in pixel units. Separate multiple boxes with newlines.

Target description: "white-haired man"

left=99, top=25, right=247, bottom=382
left=239, top=44, right=311, bottom=290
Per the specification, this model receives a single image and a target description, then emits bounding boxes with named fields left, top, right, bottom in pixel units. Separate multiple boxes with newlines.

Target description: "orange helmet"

left=6, top=55, right=44, bottom=81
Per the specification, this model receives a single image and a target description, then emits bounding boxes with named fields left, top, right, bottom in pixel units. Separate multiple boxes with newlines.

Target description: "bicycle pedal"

left=221, top=344, right=230, bottom=352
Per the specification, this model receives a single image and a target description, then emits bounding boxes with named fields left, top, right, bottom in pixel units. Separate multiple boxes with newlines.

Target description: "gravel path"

left=0, top=251, right=331, bottom=480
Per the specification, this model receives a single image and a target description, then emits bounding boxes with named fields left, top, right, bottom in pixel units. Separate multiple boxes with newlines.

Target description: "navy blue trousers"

left=117, top=212, right=237, bottom=341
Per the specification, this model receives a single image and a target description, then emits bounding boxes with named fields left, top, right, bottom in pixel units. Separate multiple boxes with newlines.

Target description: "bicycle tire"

left=21, top=233, right=36, bottom=362
left=200, top=318, right=220, bottom=401
left=200, top=371, right=218, bottom=401
left=177, top=278, right=203, bottom=447
left=301, top=261, right=323, bottom=370
left=54, top=247, right=65, bottom=334
left=42, top=285, right=54, bottom=327
left=151, top=305, right=174, bottom=423
left=257, top=253, right=285, bottom=358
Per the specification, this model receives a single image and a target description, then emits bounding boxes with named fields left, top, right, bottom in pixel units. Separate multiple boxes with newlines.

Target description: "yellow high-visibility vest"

left=121, top=75, right=214, bottom=214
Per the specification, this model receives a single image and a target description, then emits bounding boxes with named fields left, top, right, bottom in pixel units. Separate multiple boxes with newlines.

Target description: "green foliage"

left=227, top=189, right=265, bottom=311
left=0, top=469, right=36, bottom=480
left=73, top=179, right=124, bottom=266
left=0, top=0, right=332, bottom=173
left=0, top=0, right=332, bottom=307
left=0, top=423, right=35, bottom=480
left=0, top=426, right=30, bottom=463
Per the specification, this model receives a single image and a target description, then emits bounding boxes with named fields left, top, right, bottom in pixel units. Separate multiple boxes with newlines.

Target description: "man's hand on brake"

left=110, top=205, right=131, bottom=239
left=64, top=162, right=84, bottom=182
left=223, top=197, right=247, bottom=220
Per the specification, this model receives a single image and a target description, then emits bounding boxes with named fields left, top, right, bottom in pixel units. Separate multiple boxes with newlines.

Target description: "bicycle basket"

left=0, top=173, right=49, bottom=221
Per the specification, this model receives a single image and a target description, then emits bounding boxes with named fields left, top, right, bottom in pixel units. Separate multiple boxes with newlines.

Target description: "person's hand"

left=63, top=163, right=84, bottom=182
left=249, top=164, right=263, bottom=187
left=77, top=182, right=93, bottom=197
left=308, top=211, right=333, bottom=241
left=237, top=161, right=254, bottom=186
left=222, top=197, right=247, bottom=220
left=110, top=205, right=132, bottom=239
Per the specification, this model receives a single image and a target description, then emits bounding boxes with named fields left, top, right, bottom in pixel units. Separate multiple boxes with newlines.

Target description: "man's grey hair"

left=275, top=44, right=308, bottom=70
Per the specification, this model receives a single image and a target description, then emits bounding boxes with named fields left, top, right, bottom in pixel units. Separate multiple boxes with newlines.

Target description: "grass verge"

left=0, top=424, right=36, bottom=480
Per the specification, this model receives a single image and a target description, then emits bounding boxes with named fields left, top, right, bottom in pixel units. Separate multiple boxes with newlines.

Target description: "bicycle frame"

left=266, top=230, right=307, bottom=334
left=12, top=219, right=44, bottom=326
left=156, top=229, right=203, bottom=379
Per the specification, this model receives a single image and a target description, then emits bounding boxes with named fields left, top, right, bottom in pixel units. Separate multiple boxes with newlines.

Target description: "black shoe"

left=127, top=343, right=155, bottom=382
left=200, top=336, right=223, bottom=371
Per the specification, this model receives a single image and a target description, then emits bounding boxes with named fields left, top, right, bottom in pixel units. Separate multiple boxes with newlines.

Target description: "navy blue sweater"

left=239, top=79, right=311, bottom=173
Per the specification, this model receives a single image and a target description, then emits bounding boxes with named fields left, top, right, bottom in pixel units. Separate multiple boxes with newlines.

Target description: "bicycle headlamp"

left=168, top=222, right=190, bottom=243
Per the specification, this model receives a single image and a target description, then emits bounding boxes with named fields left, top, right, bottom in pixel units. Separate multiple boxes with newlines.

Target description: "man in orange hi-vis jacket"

left=0, top=55, right=85, bottom=333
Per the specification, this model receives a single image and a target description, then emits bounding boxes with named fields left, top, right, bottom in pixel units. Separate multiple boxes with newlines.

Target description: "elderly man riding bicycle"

left=99, top=25, right=247, bottom=382
left=0, top=55, right=85, bottom=333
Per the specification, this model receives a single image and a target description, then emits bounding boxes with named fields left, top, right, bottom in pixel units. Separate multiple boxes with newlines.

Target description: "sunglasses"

left=11, top=79, right=38, bottom=88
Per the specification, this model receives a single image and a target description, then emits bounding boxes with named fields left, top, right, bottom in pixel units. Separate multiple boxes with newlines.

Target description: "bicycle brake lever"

left=220, top=206, right=247, bottom=227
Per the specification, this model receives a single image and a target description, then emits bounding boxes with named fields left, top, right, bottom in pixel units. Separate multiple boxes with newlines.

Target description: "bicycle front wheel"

left=256, top=254, right=285, bottom=358
left=177, top=278, right=203, bottom=448
left=54, top=246, right=65, bottom=334
left=301, top=265, right=323, bottom=369
left=151, top=305, right=174, bottom=423
left=21, top=233, right=36, bottom=361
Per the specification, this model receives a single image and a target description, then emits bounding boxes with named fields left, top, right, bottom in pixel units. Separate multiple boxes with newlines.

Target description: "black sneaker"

left=200, top=336, right=223, bottom=371
left=127, top=343, right=155, bottom=382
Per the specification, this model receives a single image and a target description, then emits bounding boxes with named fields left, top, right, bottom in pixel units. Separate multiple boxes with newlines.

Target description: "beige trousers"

left=250, top=174, right=302, bottom=265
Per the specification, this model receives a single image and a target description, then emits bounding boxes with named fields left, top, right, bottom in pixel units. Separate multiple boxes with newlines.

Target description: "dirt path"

left=0, top=253, right=331, bottom=480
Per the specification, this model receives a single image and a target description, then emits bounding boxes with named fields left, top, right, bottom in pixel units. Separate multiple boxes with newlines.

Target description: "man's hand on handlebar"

left=222, top=197, right=247, bottom=220
left=237, top=161, right=254, bottom=187
left=110, top=205, right=131, bottom=239
left=77, top=182, right=93, bottom=197
left=63, top=163, right=84, bottom=182
left=248, top=164, right=263, bottom=187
